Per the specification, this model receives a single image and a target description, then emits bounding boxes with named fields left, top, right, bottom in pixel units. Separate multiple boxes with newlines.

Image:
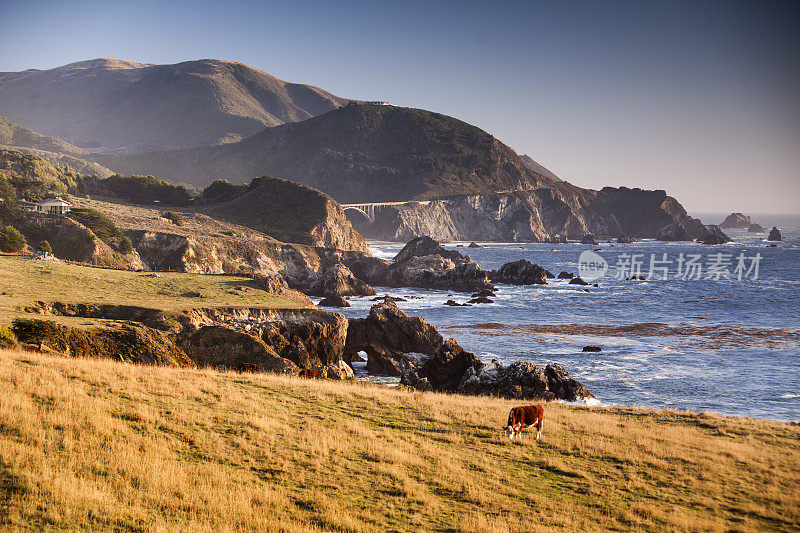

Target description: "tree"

left=118, top=235, right=133, bottom=254
left=36, top=240, right=52, bottom=255
left=0, top=225, right=27, bottom=253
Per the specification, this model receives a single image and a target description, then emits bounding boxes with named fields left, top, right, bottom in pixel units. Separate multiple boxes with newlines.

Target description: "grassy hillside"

left=0, top=58, right=351, bottom=152
left=96, top=104, right=557, bottom=203
left=0, top=115, right=86, bottom=155
left=0, top=348, right=798, bottom=531
left=0, top=255, right=309, bottom=326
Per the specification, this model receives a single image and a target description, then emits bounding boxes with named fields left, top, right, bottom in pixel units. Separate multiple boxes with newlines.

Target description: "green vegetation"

left=36, top=240, right=52, bottom=255
left=67, top=207, right=122, bottom=245
left=162, top=210, right=183, bottom=226
left=74, top=174, right=194, bottom=206
left=11, top=317, right=59, bottom=343
left=118, top=234, right=133, bottom=254
left=0, top=349, right=798, bottom=530
left=0, top=326, right=15, bottom=348
left=201, top=178, right=249, bottom=204
left=0, top=224, right=26, bottom=252
left=0, top=255, right=309, bottom=326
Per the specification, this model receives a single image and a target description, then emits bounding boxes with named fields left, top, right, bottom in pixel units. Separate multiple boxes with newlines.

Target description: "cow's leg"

left=535, top=418, right=543, bottom=440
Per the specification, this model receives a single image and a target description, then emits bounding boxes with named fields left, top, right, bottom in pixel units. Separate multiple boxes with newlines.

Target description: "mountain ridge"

left=0, top=58, right=352, bottom=152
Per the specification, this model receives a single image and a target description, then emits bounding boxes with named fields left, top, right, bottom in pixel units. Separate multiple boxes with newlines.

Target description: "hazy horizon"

left=1, top=0, right=798, bottom=214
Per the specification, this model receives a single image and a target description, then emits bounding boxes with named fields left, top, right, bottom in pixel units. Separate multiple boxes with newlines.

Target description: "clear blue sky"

left=1, top=0, right=798, bottom=213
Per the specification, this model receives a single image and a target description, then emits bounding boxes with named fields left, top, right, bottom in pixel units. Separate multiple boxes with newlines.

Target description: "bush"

left=36, top=240, right=52, bottom=255
left=118, top=235, right=134, bottom=254
left=0, top=326, right=17, bottom=349
left=0, top=224, right=27, bottom=252
left=163, top=211, right=183, bottom=226
left=67, top=208, right=121, bottom=244
left=11, top=318, right=58, bottom=343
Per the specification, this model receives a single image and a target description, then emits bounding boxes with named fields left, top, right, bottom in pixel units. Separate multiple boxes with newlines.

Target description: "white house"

left=19, top=197, right=72, bottom=215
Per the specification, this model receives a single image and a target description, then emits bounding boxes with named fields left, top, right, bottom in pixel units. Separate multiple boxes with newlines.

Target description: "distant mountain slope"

left=519, top=154, right=562, bottom=182
left=0, top=115, right=87, bottom=155
left=0, top=115, right=115, bottom=177
left=95, top=104, right=557, bottom=203
left=0, top=58, right=351, bottom=153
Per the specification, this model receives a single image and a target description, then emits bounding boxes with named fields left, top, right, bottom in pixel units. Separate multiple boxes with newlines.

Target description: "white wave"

left=780, top=393, right=800, bottom=399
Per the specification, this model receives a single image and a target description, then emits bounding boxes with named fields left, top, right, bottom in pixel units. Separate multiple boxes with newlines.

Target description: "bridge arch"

left=342, top=205, right=375, bottom=223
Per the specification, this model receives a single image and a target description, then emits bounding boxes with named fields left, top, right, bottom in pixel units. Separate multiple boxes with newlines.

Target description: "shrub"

left=11, top=318, right=59, bottom=343
left=118, top=235, right=134, bottom=254
left=0, top=326, right=17, bottom=349
left=163, top=211, right=183, bottom=226
left=0, top=224, right=27, bottom=252
left=67, top=208, right=121, bottom=244
left=36, top=240, right=52, bottom=255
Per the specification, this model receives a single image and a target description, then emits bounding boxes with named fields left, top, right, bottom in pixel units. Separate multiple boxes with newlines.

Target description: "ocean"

left=336, top=213, right=800, bottom=421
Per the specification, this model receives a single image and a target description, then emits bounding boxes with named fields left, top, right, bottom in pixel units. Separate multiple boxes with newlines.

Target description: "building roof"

left=35, top=197, right=72, bottom=206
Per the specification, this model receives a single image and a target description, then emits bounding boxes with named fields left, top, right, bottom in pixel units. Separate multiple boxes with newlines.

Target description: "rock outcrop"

left=720, top=213, right=751, bottom=229
left=303, top=262, right=376, bottom=297
left=617, top=235, right=635, bottom=243
left=489, top=260, right=549, bottom=285
left=658, top=218, right=730, bottom=243
left=375, top=236, right=492, bottom=293
left=185, top=326, right=299, bottom=374
left=768, top=227, right=782, bottom=241
left=581, top=234, right=598, bottom=245
left=39, top=216, right=143, bottom=270
left=344, top=301, right=444, bottom=375
left=748, top=223, right=765, bottom=233
left=402, top=355, right=594, bottom=402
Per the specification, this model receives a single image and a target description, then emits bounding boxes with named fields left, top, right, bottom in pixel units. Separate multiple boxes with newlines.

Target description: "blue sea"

left=336, top=213, right=800, bottom=421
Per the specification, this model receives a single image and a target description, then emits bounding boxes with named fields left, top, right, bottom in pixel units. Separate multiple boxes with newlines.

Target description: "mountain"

left=0, top=115, right=115, bottom=177
left=0, top=58, right=351, bottom=153
left=93, top=104, right=558, bottom=202
left=519, top=154, right=562, bottom=182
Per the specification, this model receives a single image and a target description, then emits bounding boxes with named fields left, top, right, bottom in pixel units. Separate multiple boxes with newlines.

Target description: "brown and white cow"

left=506, top=405, right=544, bottom=440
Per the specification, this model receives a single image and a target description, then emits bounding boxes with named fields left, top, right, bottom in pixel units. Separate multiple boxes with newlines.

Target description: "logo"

left=578, top=250, right=608, bottom=282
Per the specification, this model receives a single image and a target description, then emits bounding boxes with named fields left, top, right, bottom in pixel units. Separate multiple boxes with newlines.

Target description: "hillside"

left=95, top=104, right=557, bottom=202
left=1, top=348, right=798, bottom=530
left=0, top=58, right=351, bottom=152
left=0, top=115, right=115, bottom=177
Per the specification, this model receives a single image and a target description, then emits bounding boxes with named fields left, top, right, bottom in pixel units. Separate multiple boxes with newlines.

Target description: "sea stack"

left=768, top=227, right=782, bottom=241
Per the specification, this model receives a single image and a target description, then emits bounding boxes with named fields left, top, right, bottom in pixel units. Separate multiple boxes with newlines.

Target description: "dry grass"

left=0, top=255, right=308, bottom=326
left=1, top=348, right=798, bottom=531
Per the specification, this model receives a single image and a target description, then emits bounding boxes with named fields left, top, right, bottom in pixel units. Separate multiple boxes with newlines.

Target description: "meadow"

left=1, top=348, right=798, bottom=531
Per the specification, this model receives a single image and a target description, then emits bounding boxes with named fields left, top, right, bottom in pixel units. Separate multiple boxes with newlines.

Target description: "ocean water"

left=336, top=214, right=800, bottom=421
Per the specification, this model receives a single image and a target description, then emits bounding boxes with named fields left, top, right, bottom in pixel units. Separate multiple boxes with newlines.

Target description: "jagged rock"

left=617, top=235, right=635, bottom=243
left=568, top=277, right=589, bottom=286
left=545, top=234, right=568, bottom=244
left=371, top=295, right=407, bottom=302
left=468, top=242, right=481, bottom=248
left=627, top=275, right=645, bottom=281
left=582, top=346, right=602, bottom=352
left=444, top=300, right=471, bottom=307
left=471, top=289, right=496, bottom=298
left=320, top=359, right=355, bottom=380
left=768, top=227, right=782, bottom=241
left=658, top=222, right=690, bottom=241
left=720, top=213, right=751, bottom=229
left=466, top=296, right=493, bottom=304
left=489, top=259, right=549, bottom=285
left=385, top=236, right=493, bottom=293
left=318, top=295, right=350, bottom=307
left=403, top=355, right=594, bottom=402
left=185, top=326, right=298, bottom=374
left=748, top=223, right=765, bottom=233
left=344, top=301, right=444, bottom=375
left=581, top=234, right=599, bottom=245
left=700, top=225, right=731, bottom=245
left=557, top=271, right=574, bottom=279
left=307, top=262, right=376, bottom=297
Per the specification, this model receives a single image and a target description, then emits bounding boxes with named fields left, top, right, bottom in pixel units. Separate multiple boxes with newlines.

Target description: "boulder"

left=307, top=262, right=376, bottom=297
left=582, top=346, right=602, bottom=352
left=720, top=213, right=751, bottom=229
left=700, top=225, right=731, bottom=245
left=768, top=227, right=782, bottom=241
left=344, top=301, right=444, bottom=375
left=444, top=300, right=471, bottom=307
left=471, top=288, right=496, bottom=298
left=617, top=235, right=635, bottom=243
left=568, top=277, right=589, bottom=286
left=545, top=234, right=568, bottom=244
left=748, top=223, right=765, bottom=233
left=557, top=271, right=574, bottom=279
left=386, top=236, right=493, bottom=293
left=403, top=356, right=594, bottom=402
left=489, top=259, right=549, bottom=285
left=252, top=310, right=350, bottom=370
left=318, top=295, right=350, bottom=307
left=466, top=296, right=493, bottom=304
left=581, top=234, right=599, bottom=245
left=658, top=222, right=690, bottom=241
left=467, top=242, right=481, bottom=248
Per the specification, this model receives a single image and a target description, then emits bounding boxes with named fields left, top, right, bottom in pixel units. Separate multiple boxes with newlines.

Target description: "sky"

left=1, top=0, right=798, bottom=214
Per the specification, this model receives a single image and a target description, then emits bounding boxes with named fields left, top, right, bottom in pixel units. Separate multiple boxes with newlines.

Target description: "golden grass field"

left=0, top=255, right=309, bottom=327
left=1, top=348, right=798, bottom=532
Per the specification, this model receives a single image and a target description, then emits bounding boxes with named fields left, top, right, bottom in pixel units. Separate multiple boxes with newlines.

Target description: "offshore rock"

left=720, top=213, right=751, bottom=229
left=768, top=227, right=782, bottom=241
left=489, top=259, right=549, bottom=285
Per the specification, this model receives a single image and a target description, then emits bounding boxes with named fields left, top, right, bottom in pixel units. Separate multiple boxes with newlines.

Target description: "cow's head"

left=506, top=425, right=515, bottom=439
